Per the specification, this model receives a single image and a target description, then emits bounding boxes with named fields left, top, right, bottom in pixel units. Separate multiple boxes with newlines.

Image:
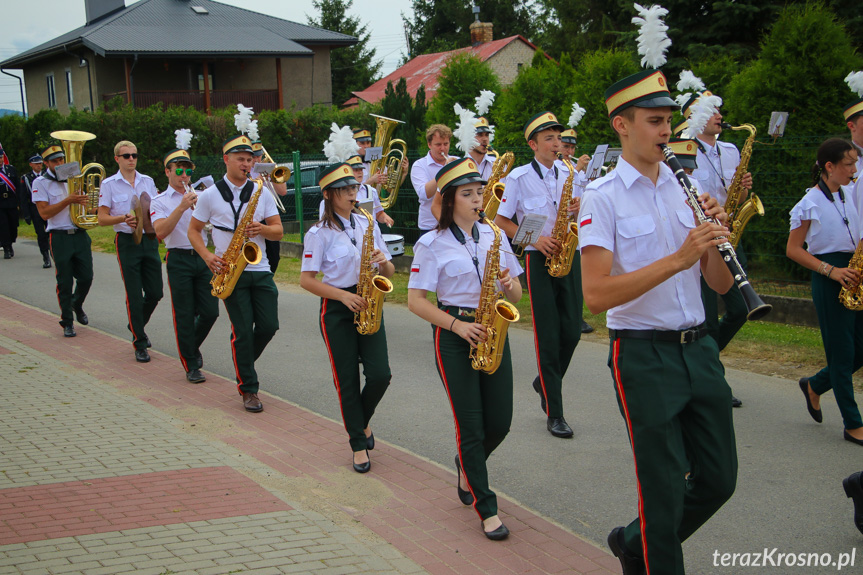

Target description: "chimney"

left=469, top=5, right=493, bottom=46
left=85, top=0, right=126, bottom=25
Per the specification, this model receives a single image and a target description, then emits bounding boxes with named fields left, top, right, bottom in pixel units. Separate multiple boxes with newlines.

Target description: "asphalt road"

left=2, top=238, right=862, bottom=574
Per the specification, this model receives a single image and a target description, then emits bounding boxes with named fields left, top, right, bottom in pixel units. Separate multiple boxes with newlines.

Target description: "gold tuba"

left=471, top=211, right=520, bottom=374
left=50, top=130, right=106, bottom=229
left=722, top=123, right=765, bottom=249
left=210, top=179, right=264, bottom=299
left=368, top=114, right=407, bottom=210
left=546, top=153, right=579, bottom=277
left=840, top=239, right=863, bottom=310
left=482, top=150, right=514, bottom=221
left=355, top=207, right=393, bottom=334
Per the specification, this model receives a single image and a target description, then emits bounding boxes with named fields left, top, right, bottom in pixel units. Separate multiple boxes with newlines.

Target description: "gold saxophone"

left=840, top=240, right=863, bottom=310
left=722, top=123, right=765, bottom=249
left=546, top=153, right=579, bottom=277
left=50, top=130, right=106, bottom=229
left=369, top=114, right=407, bottom=210
left=355, top=207, right=393, bottom=334
left=482, top=150, right=514, bottom=221
left=471, top=212, right=520, bottom=374
left=210, top=179, right=264, bottom=300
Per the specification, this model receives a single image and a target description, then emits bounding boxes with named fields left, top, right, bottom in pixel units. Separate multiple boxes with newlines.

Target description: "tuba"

left=840, top=239, right=863, bottom=310
left=50, top=130, right=106, bottom=229
left=210, top=178, right=264, bottom=299
left=355, top=207, right=393, bottom=334
left=482, top=150, right=514, bottom=221
left=546, top=153, right=579, bottom=277
left=721, top=123, right=765, bottom=249
left=471, top=211, right=520, bottom=374
left=368, top=114, right=408, bottom=210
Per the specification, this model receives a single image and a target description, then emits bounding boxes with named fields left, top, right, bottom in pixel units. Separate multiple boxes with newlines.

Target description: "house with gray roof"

left=0, top=0, right=357, bottom=115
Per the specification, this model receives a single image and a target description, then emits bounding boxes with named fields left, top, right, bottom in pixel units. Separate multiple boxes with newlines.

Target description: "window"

left=46, top=74, right=56, bottom=108
left=65, top=69, right=74, bottom=105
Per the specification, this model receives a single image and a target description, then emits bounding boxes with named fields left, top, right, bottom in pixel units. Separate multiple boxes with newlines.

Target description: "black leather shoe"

left=186, top=369, right=206, bottom=384
left=145, top=334, right=152, bottom=348
left=608, top=526, right=645, bottom=575
left=135, top=348, right=150, bottom=363
left=483, top=522, right=509, bottom=541
left=581, top=319, right=594, bottom=334
left=532, top=376, right=547, bottom=414
left=799, top=378, right=822, bottom=423
left=844, top=430, right=863, bottom=446
left=731, top=395, right=743, bottom=408
left=42, top=252, right=52, bottom=268
left=74, top=308, right=88, bottom=326
left=3, top=249, right=10, bottom=260
left=242, top=392, right=263, bottom=412
left=547, top=417, right=574, bottom=438
left=843, top=471, right=863, bottom=535
left=366, top=431, right=375, bottom=450
left=353, top=450, right=371, bottom=473
left=195, top=350, right=203, bottom=368
left=63, top=325, right=76, bottom=338
left=8, top=246, right=12, bottom=257
left=455, top=455, right=474, bottom=505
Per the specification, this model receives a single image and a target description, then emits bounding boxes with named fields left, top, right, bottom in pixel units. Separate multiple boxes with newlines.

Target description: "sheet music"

left=252, top=162, right=275, bottom=175
left=364, top=147, right=383, bottom=162
left=55, top=162, right=81, bottom=180
left=513, top=214, right=548, bottom=247
left=768, top=112, right=788, bottom=137
left=356, top=200, right=374, bottom=216
left=585, top=145, right=609, bottom=181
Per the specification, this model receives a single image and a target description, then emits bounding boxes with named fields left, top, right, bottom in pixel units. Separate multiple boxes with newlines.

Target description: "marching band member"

left=494, top=111, right=582, bottom=439
left=97, top=140, right=163, bottom=362
left=844, top=72, right=863, bottom=182
left=352, top=128, right=379, bottom=187
left=19, top=154, right=52, bottom=268
left=300, top=163, right=395, bottom=473
left=32, top=143, right=94, bottom=337
left=188, top=135, right=282, bottom=413
left=0, top=143, right=19, bottom=260
left=318, top=156, right=394, bottom=227
left=150, top=136, right=218, bottom=384
left=580, top=8, right=737, bottom=571
left=411, top=125, right=455, bottom=236
left=251, top=139, right=288, bottom=273
left=467, top=118, right=495, bottom=180
left=787, top=138, right=863, bottom=446
left=407, top=158, right=522, bottom=540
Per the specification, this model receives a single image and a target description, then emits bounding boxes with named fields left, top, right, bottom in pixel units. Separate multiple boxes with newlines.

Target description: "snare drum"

left=382, top=233, right=405, bottom=257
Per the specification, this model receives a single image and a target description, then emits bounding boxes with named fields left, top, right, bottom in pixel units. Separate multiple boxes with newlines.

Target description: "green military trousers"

left=222, top=271, right=279, bottom=395
left=114, top=232, right=163, bottom=350
left=808, top=251, right=863, bottom=430
left=318, top=288, right=392, bottom=452
left=165, top=249, right=219, bottom=372
left=608, top=334, right=738, bottom=575
left=49, top=230, right=93, bottom=327
left=700, top=249, right=748, bottom=351
left=435, top=308, right=513, bottom=521
left=524, top=251, right=582, bottom=418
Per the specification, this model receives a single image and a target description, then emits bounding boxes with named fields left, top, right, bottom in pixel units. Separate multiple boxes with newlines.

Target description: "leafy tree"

left=425, top=53, right=501, bottom=129
left=380, top=78, right=428, bottom=150
left=307, top=0, right=382, bottom=106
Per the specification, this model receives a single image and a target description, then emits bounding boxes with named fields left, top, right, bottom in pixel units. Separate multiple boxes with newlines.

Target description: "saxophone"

left=355, top=207, right=394, bottom=334
left=210, top=178, right=264, bottom=300
left=481, top=150, right=514, bottom=221
left=546, top=153, right=579, bottom=277
left=840, top=239, right=863, bottom=310
left=471, top=211, right=521, bottom=374
left=722, top=123, right=765, bottom=249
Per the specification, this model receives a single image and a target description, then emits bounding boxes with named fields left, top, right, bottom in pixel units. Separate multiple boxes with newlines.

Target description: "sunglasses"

left=118, top=153, right=138, bottom=159
left=174, top=168, right=194, bottom=176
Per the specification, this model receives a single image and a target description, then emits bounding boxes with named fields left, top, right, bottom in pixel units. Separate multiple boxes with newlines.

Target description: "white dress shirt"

left=149, top=186, right=206, bottom=250
left=789, top=185, right=860, bottom=255
left=31, top=171, right=76, bottom=231
left=302, top=212, right=391, bottom=288
left=99, top=170, right=158, bottom=234
left=410, top=152, right=448, bottom=230
left=691, top=139, right=740, bottom=206
left=496, top=159, right=567, bottom=252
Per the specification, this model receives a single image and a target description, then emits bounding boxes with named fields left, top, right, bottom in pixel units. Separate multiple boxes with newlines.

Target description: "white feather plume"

left=453, top=103, right=480, bottom=153
left=247, top=120, right=260, bottom=142
left=322, top=123, right=359, bottom=163
left=684, top=94, right=723, bottom=138
left=488, top=125, right=495, bottom=145
left=568, top=102, right=586, bottom=128
left=846, top=71, right=863, bottom=97
left=676, top=70, right=705, bottom=93
left=675, top=92, right=692, bottom=108
left=475, top=90, right=496, bottom=116
left=234, top=104, right=254, bottom=134
left=632, top=3, right=671, bottom=69
left=174, top=129, right=193, bottom=150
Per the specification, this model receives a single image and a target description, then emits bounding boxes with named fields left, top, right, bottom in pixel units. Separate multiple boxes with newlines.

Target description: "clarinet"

left=660, top=144, right=772, bottom=321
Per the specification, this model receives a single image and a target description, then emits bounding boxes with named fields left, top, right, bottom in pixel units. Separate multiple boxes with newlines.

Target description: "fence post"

left=292, top=151, right=304, bottom=242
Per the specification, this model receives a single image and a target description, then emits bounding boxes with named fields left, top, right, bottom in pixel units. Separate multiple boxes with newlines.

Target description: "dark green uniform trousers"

left=525, top=251, right=582, bottom=418
left=434, top=309, right=513, bottom=521
left=700, top=249, right=747, bottom=350
left=609, top=334, right=737, bottom=575
left=318, top=288, right=391, bottom=452
left=114, top=232, right=163, bottom=350
left=808, top=251, right=863, bottom=430
left=165, top=249, right=219, bottom=372
left=222, top=271, right=279, bottom=395
left=49, top=230, right=93, bottom=327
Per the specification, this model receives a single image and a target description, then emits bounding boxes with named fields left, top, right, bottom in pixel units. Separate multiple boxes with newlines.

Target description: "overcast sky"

left=0, top=0, right=413, bottom=114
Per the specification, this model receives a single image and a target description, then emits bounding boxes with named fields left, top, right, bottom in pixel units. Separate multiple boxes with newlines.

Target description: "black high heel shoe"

left=353, top=449, right=371, bottom=473
left=482, top=521, right=509, bottom=541
left=455, top=455, right=474, bottom=505
left=366, top=431, right=375, bottom=450
left=799, top=378, right=822, bottom=423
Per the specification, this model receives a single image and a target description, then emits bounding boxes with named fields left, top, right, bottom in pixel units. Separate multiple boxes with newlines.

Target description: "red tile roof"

left=349, top=35, right=540, bottom=106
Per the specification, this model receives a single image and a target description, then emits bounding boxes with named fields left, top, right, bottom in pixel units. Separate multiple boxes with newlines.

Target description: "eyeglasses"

left=119, top=153, right=138, bottom=159
left=174, top=168, right=194, bottom=176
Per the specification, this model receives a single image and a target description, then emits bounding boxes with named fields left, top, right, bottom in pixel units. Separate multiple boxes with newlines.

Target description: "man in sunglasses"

left=98, top=140, right=163, bottom=363
left=150, top=148, right=218, bottom=383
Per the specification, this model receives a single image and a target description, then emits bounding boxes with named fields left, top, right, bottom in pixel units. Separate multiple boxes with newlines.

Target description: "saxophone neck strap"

left=333, top=212, right=357, bottom=246
left=531, top=158, right=558, bottom=180
left=817, top=179, right=854, bottom=244
left=817, top=179, right=844, bottom=203
left=450, top=222, right=483, bottom=285
left=216, top=178, right=255, bottom=231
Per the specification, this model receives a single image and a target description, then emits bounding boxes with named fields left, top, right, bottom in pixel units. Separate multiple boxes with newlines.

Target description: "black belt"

left=339, top=285, right=358, bottom=294
left=440, top=304, right=476, bottom=319
left=167, top=248, right=196, bottom=255
left=50, top=228, right=86, bottom=235
left=609, top=324, right=707, bottom=344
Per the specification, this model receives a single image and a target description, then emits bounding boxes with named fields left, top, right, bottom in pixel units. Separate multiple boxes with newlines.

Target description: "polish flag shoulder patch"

left=150, top=211, right=156, bottom=217
left=579, top=213, right=592, bottom=227
left=411, top=264, right=420, bottom=273
left=303, top=251, right=313, bottom=259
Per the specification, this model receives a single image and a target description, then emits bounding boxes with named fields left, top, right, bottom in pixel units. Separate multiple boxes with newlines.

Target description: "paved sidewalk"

left=0, top=294, right=617, bottom=574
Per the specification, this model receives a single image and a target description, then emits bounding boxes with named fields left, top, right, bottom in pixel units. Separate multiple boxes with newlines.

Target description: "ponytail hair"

left=812, top=138, right=853, bottom=186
